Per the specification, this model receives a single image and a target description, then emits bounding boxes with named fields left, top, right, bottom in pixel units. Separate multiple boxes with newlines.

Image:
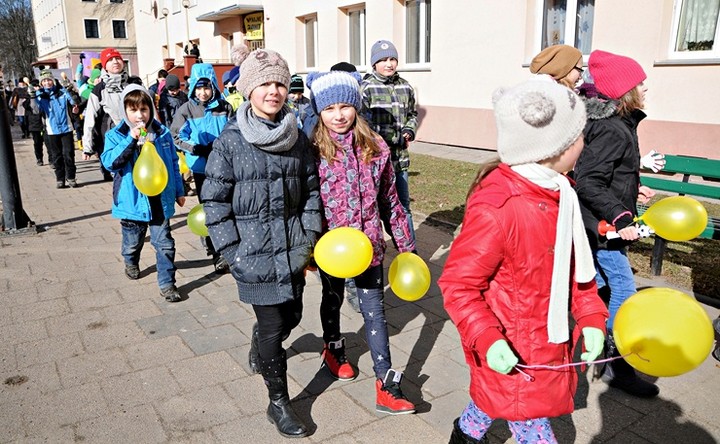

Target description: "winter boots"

left=376, top=369, right=415, bottom=415
left=260, top=350, right=308, bottom=438
left=448, top=418, right=488, bottom=444
left=601, top=331, right=659, bottom=398
left=321, top=337, right=357, bottom=381
left=248, top=323, right=260, bottom=374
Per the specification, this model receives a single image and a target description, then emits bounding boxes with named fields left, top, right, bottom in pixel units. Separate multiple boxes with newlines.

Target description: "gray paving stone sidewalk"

left=1, top=130, right=718, bottom=443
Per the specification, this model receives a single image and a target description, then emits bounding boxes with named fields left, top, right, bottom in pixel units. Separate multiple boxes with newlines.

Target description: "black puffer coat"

left=574, top=96, right=645, bottom=250
left=201, top=119, right=322, bottom=305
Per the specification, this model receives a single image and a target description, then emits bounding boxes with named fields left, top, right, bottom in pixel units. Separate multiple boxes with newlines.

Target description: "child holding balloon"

left=101, top=84, right=186, bottom=303
left=439, top=77, right=609, bottom=443
left=574, top=50, right=661, bottom=398
left=306, top=70, right=417, bottom=415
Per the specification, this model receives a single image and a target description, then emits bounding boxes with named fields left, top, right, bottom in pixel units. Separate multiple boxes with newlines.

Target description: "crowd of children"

left=13, top=39, right=717, bottom=442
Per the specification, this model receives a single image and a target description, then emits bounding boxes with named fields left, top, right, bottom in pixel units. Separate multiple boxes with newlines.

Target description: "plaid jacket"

left=360, top=71, right=418, bottom=171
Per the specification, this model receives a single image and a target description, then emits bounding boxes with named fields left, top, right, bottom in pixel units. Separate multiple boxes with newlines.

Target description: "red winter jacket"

left=439, top=164, right=608, bottom=421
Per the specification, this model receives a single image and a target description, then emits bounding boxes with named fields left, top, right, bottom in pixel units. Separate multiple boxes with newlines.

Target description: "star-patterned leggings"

left=320, top=264, right=391, bottom=379
left=459, top=401, right=557, bottom=444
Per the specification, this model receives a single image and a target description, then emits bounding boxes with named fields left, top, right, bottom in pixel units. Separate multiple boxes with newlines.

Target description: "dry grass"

left=409, top=152, right=720, bottom=300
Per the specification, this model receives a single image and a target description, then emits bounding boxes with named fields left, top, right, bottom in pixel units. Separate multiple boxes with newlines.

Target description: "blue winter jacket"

left=101, top=84, right=184, bottom=222
left=32, top=85, right=76, bottom=135
left=170, top=63, right=233, bottom=173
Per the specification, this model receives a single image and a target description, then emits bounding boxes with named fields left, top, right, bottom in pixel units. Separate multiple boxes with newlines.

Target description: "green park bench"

left=639, top=154, right=720, bottom=275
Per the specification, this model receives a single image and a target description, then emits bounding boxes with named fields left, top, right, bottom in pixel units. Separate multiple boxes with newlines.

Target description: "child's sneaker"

left=160, top=285, right=181, bottom=303
left=124, top=264, right=140, bottom=280
left=376, top=369, right=415, bottom=415
left=321, top=337, right=357, bottom=381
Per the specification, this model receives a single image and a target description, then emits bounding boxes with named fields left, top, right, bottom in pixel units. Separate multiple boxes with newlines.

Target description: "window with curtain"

left=305, top=16, right=318, bottom=68
left=84, top=19, right=99, bottom=39
left=112, top=20, right=127, bottom=39
left=541, top=0, right=594, bottom=54
left=349, top=7, right=366, bottom=67
left=406, top=0, right=431, bottom=64
left=674, top=0, right=720, bottom=53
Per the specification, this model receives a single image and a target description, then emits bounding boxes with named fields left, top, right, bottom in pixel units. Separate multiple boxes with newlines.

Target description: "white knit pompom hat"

left=493, top=77, right=587, bottom=165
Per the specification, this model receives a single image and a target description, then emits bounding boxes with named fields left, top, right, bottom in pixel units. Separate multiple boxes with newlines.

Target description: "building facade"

left=31, top=0, right=138, bottom=76
left=136, top=1, right=720, bottom=158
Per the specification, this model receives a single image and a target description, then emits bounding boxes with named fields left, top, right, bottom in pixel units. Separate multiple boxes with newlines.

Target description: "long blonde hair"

left=313, top=111, right=381, bottom=164
left=617, top=86, right=644, bottom=116
left=466, top=155, right=502, bottom=201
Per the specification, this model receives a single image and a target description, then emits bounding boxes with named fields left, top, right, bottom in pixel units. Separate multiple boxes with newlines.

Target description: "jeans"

left=594, top=248, right=636, bottom=329
left=252, top=298, right=304, bottom=361
left=48, top=132, right=76, bottom=181
left=320, top=264, right=391, bottom=379
left=393, top=169, right=415, bottom=243
left=121, top=218, right=176, bottom=289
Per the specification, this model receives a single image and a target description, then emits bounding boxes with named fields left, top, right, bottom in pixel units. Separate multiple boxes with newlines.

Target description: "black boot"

left=261, top=351, right=308, bottom=438
left=449, top=418, right=488, bottom=444
left=248, top=322, right=260, bottom=374
left=602, top=332, right=659, bottom=398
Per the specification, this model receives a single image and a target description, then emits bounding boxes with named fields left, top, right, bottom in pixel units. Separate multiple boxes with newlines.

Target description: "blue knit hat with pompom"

left=306, top=71, right=362, bottom=113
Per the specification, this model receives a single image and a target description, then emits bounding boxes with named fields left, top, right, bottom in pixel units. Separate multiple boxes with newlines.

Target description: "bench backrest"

left=640, top=154, right=720, bottom=200
left=662, top=155, right=720, bottom=180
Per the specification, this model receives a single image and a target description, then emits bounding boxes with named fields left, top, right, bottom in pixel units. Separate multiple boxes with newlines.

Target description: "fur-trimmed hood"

left=581, top=95, right=618, bottom=121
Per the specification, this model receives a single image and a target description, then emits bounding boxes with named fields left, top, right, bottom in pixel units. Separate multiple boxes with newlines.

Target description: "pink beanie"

left=588, top=50, right=646, bottom=100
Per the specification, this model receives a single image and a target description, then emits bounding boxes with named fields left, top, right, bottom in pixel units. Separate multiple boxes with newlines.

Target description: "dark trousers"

left=48, top=132, right=76, bottom=181
left=193, top=172, right=217, bottom=256
left=31, top=131, right=46, bottom=163
left=252, top=298, right=304, bottom=361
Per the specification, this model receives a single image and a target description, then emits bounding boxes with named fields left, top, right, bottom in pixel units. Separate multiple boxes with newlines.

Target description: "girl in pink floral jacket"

left=307, top=70, right=417, bottom=415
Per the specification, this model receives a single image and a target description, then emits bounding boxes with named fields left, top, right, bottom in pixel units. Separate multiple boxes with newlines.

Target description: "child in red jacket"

left=439, top=77, right=608, bottom=443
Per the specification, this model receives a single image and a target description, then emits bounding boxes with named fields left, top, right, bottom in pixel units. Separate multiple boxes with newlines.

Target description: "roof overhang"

left=32, top=58, right=58, bottom=67
left=196, top=4, right=262, bottom=22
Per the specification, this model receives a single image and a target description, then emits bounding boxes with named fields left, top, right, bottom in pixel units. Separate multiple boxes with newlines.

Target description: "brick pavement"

left=1, top=130, right=718, bottom=443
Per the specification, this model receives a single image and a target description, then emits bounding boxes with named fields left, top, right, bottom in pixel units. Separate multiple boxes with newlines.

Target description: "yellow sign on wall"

left=245, top=12, right=264, bottom=41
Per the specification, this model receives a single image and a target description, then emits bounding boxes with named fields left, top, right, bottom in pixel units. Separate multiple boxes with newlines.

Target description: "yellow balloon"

left=133, top=140, right=168, bottom=196
left=178, top=152, right=189, bottom=174
left=187, top=204, right=209, bottom=237
left=314, top=227, right=373, bottom=278
left=613, top=287, right=714, bottom=377
left=639, top=196, right=708, bottom=242
left=388, top=252, right=431, bottom=302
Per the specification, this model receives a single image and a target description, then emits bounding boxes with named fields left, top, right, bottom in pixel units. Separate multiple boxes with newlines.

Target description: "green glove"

left=486, top=339, right=519, bottom=374
left=581, top=327, right=605, bottom=363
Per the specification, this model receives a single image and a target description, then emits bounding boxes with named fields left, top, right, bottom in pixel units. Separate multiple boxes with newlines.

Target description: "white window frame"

left=112, top=19, right=127, bottom=39
left=405, top=0, right=431, bottom=66
left=533, top=0, right=594, bottom=56
left=348, top=6, right=367, bottom=69
left=84, top=18, right=100, bottom=39
left=304, top=15, right=319, bottom=69
left=668, top=0, right=720, bottom=59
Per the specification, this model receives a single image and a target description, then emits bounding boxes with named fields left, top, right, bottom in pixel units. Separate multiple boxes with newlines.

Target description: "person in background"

left=530, top=44, right=585, bottom=89
left=158, top=74, right=188, bottom=127
left=308, top=69, right=417, bottom=415
left=574, top=50, right=662, bottom=398
left=361, top=40, right=419, bottom=244
left=148, top=69, right=168, bottom=99
left=10, top=80, right=30, bottom=138
left=201, top=49, right=321, bottom=439
left=221, top=43, right=250, bottom=111
left=440, top=77, right=607, bottom=444
left=101, top=84, right=185, bottom=303
left=287, top=74, right=310, bottom=128
left=24, top=79, right=48, bottom=166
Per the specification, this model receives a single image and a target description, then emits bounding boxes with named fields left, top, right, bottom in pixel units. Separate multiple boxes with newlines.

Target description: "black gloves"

left=193, top=143, right=212, bottom=157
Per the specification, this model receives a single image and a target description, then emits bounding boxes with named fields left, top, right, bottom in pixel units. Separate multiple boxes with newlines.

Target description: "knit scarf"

left=101, top=71, right=129, bottom=93
left=236, top=101, right=298, bottom=153
left=511, top=163, right=596, bottom=343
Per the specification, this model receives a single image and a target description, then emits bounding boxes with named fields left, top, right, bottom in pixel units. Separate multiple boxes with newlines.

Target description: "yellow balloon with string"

left=132, top=128, right=168, bottom=196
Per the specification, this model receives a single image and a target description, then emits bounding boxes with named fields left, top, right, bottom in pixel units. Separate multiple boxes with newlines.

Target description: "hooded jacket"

left=574, top=96, right=645, bottom=250
left=31, top=84, right=76, bottom=135
left=439, top=164, right=608, bottom=421
left=170, top=63, right=233, bottom=174
left=101, top=84, right=184, bottom=222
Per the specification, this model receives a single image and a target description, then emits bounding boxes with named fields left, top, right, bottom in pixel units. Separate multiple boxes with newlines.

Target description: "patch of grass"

left=409, top=152, right=720, bottom=299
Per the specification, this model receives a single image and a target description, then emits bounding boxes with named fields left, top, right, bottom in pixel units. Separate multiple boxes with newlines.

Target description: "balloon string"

left=514, top=353, right=648, bottom=382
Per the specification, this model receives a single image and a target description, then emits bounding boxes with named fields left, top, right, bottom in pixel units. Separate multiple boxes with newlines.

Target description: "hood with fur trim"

left=581, top=95, right=619, bottom=121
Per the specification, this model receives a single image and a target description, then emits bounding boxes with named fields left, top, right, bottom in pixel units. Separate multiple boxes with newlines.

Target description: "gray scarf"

left=236, top=101, right=298, bottom=153
left=101, top=71, right=129, bottom=93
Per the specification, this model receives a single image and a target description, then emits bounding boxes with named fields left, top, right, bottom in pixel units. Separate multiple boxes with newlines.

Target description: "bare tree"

left=0, top=0, right=37, bottom=83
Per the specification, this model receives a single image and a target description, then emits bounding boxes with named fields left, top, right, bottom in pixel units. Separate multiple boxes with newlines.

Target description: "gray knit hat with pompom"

left=493, top=76, right=586, bottom=165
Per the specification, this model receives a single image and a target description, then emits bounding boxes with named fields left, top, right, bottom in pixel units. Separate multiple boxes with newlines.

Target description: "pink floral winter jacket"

left=316, top=130, right=415, bottom=266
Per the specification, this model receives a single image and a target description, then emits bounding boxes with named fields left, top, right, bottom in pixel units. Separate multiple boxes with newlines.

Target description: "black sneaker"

left=56, top=181, right=66, bottom=189
left=36, top=160, right=43, bottom=166
left=214, top=256, right=229, bottom=274
left=160, top=285, right=181, bottom=303
left=124, top=264, right=140, bottom=280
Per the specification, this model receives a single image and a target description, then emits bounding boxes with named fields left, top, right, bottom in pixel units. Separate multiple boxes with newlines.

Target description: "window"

left=112, top=20, right=127, bottom=39
left=304, top=16, right=318, bottom=68
left=671, top=0, right=720, bottom=57
left=540, top=0, right=594, bottom=55
left=84, top=19, right=99, bottom=39
left=109, top=0, right=124, bottom=3
left=348, top=8, right=366, bottom=67
left=406, top=0, right=431, bottom=64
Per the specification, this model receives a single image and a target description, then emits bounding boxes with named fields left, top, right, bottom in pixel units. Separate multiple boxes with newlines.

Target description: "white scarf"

left=511, top=163, right=596, bottom=343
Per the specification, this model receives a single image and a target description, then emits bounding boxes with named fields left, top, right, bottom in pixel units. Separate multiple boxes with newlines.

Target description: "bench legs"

left=650, top=237, right=667, bottom=276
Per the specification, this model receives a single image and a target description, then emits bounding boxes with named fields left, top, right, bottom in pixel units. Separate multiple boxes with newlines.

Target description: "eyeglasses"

left=574, top=66, right=585, bottom=74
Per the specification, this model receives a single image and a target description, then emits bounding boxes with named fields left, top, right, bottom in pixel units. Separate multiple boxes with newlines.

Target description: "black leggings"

left=252, top=297, right=304, bottom=361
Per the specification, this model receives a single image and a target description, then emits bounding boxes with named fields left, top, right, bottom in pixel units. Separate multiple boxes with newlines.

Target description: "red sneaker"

left=321, top=338, right=357, bottom=381
left=376, top=369, right=415, bottom=415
